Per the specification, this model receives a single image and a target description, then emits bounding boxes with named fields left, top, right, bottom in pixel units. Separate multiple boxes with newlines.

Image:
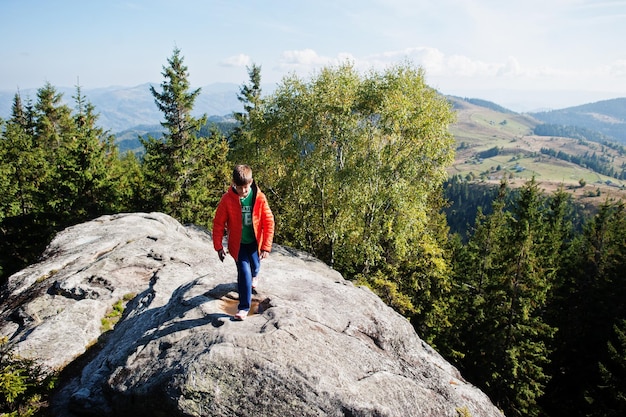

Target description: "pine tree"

left=230, top=63, right=264, bottom=165
left=0, top=93, right=45, bottom=220
left=142, top=48, right=229, bottom=226
left=50, top=85, right=124, bottom=218
left=546, top=200, right=626, bottom=416
left=0, top=91, right=54, bottom=286
left=495, top=178, right=556, bottom=417
left=441, top=181, right=510, bottom=359
left=596, top=319, right=626, bottom=417
left=447, top=179, right=562, bottom=417
left=0, top=83, right=137, bottom=286
left=34, top=82, right=73, bottom=150
left=31, top=83, right=76, bottom=216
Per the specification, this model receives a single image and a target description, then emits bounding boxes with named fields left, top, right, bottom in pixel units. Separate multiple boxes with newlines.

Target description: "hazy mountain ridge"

left=530, top=97, right=626, bottom=143
left=2, top=84, right=625, bottom=144
left=0, top=83, right=244, bottom=133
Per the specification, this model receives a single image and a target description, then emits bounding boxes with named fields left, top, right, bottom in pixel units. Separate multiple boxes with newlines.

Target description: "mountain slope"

left=530, top=98, right=626, bottom=143
left=448, top=96, right=626, bottom=203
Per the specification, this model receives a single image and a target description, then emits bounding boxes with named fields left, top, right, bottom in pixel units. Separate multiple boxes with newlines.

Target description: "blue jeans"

left=236, top=242, right=259, bottom=311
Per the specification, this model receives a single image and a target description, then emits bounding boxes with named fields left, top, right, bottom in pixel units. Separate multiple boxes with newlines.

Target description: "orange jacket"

left=212, top=183, right=274, bottom=261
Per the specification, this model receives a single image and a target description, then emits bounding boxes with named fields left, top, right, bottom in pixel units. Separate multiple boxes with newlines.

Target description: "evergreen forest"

left=1, top=48, right=625, bottom=417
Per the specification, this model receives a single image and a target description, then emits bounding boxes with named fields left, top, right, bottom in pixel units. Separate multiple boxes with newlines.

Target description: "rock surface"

left=0, top=212, right=504, bottom=417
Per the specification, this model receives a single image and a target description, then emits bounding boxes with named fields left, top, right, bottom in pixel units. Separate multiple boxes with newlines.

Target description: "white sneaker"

left=252, top=276, right=259, bottom=289
left=234, top=310, right=249, bottom=321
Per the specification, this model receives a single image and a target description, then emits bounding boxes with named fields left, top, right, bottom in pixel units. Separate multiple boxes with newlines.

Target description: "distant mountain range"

left=2, top=83, right=626, bottom=147
left=0, top=82, right=245, bottom=133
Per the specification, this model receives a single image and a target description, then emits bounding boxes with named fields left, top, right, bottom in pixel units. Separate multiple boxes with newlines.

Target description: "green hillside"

left=447, top=96, right=626, bottom=204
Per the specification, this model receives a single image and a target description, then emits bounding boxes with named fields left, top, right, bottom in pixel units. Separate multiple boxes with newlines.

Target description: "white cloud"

left=361, top=47, right=515, bottom=79
left=220, top=54, right=251, bottom=67
left=272, top=47, right=509, bottom=81
left=498, top=56, right=522, bottom=76
left=279, top=49, right=330, bottom=67
left=610, top=59, right=626, bottom=77
left=264, top=46, right=626, bottom=103
left=275, top=49, right=359, bottom=77
left=445, top=54, right=494, bottom=77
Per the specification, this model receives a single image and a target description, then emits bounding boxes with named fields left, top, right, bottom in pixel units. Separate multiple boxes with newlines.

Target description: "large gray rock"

left=0, top=212, right=504, bottom=417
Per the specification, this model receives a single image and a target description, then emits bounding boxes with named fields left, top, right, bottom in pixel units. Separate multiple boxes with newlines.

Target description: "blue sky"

left=2, top=0, right=626, bottom=111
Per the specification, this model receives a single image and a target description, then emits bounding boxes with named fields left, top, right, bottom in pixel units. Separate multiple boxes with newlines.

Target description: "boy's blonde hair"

left=233, top=164, right=253, bottom=186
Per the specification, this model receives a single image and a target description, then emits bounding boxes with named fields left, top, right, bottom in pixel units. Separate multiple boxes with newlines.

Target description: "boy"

left=212, top=165, right=275, bottom=320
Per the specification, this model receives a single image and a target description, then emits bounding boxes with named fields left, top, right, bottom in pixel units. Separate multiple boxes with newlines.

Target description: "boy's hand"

left=259, top=250, right=270, bottom=260
left=218, top=249, right=226, bottom=262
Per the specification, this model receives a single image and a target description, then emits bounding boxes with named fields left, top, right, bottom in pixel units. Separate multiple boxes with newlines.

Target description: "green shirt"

left=240, top=190, right=255, bottom=244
